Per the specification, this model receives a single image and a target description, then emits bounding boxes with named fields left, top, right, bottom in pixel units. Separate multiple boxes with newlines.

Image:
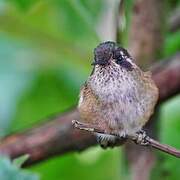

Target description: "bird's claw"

left=133, top=130, right=149, bottom=145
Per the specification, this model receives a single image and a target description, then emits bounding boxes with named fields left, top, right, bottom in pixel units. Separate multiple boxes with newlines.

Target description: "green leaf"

left=13, top=154, right=30, bottom=168
left=0, top=156, right=39, bottom=180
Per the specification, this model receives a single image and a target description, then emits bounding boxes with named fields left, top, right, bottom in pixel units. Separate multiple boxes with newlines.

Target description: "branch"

left=0, top=53, right=180, bottom=166
left=72, top=120, right=180, bottom=158
left=151, top=54, right=180, bottom=102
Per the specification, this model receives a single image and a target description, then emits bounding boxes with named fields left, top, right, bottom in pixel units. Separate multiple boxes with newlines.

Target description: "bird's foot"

left=96, top=133, right=126, bottom=149
left=132, top=130, right=149, bottom=146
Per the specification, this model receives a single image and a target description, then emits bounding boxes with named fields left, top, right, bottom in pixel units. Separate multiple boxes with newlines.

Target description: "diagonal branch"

left=0, top=53, right=179, bottom=166
left=72, top=120, right=180, bottom=158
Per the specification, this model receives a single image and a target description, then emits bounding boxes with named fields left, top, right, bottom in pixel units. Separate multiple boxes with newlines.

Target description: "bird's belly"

left=80, top=79, right=156, bottom=137
left=99, top=93, right=145, bottom=136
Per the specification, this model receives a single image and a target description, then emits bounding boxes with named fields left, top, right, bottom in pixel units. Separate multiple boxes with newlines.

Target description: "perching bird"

left=78, top=41, right=159, bottom=148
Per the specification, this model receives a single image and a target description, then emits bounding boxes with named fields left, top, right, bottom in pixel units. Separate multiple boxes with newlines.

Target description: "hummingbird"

left=78, top=41, right=159, bottom=148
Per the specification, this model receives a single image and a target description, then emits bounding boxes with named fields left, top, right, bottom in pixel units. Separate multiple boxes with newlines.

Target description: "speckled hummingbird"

left=78, top=41, right=159, bottom=148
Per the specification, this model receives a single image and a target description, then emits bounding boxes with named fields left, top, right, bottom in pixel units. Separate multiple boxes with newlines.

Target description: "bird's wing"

left=78, top=82, right=101, bottom=124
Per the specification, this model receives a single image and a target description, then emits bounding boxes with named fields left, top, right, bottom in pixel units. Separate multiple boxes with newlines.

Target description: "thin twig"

left=147, top=138, right=180, bottom=158
left=72, top=120, right=180, bottom=158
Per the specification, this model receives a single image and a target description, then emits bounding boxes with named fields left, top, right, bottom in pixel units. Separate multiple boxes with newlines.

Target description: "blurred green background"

left=0, top=0, right=180, bottom=180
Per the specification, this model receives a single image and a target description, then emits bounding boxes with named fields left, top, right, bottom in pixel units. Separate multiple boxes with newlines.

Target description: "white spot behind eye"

left=120, top=51, right=124, bottom=56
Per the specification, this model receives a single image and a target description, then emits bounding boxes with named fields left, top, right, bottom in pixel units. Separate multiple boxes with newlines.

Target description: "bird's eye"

left=113, top=48, right=122, bottom=59
left=116, top=59, right=133, bottom=71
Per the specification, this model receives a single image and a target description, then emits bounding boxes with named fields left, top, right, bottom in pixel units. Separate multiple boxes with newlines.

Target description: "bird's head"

left=92, top=41, right=133, bottom=71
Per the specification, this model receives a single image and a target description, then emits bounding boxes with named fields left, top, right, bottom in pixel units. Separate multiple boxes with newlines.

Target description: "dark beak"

left=91, top=60, right=108, bottom=66
left=91, top=61, right=97, bottom=66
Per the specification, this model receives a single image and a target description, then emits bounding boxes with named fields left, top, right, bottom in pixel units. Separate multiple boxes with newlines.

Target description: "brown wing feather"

left=78, top=82, right=110, bottom=130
